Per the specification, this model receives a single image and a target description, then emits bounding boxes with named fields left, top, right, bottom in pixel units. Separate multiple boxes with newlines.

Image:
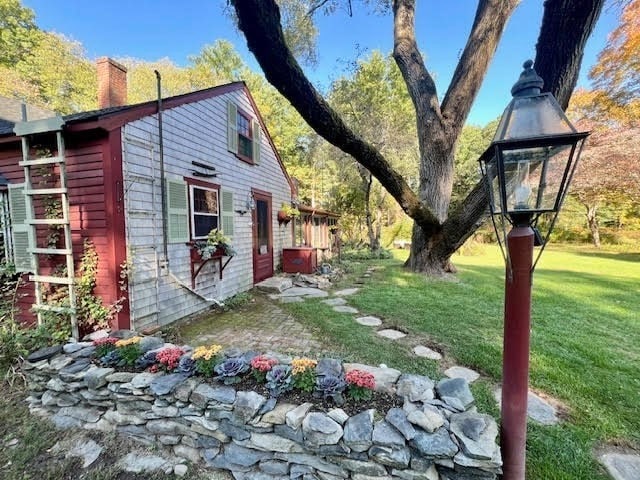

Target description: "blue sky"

left=23, top=0, right=618, bottom=125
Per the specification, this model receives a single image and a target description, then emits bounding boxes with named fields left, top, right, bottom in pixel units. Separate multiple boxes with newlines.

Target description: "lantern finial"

left=511, top=60, right=544, bottom=97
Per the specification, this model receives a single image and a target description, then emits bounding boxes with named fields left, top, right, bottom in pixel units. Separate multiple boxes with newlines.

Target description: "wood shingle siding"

left=121, top=87, right=293, bottom=329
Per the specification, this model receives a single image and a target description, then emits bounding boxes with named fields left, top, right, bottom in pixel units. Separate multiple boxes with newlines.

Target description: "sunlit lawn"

left=284, top=244, right=640, bottom=479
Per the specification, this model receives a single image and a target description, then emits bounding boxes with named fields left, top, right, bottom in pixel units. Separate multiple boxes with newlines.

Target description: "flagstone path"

left=598, top=452, right=640, bottom=480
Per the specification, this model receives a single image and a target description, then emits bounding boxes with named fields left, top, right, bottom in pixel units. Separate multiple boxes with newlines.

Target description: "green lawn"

left=283, top=245, right=640, bottom=479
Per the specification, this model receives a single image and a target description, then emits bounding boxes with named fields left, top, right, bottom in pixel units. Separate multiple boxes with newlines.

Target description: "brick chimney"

left=97, top=57, right=127, bottom=109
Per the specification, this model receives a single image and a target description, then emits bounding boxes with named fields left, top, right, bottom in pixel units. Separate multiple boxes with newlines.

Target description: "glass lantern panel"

left=480, top=153, right=503, bottom=214
left=489, top=161, right=503, bottom=214
left=501, top=144, right=572, bottom=213
left=495, top=94, right=575, bottom=142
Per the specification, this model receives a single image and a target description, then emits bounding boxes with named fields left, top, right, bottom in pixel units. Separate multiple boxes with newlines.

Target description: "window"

left=227, top=101, right=261, bottom=165
left=190, top=185, right=219, bottom=239
left=237, top=112, right=252, bottom=160
left=166, top=179, right=234, bottom=243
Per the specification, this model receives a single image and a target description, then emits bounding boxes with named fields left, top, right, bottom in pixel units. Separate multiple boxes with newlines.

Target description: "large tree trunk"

left=231, top=0, right=605, bottom=276
left=585, top=204, right=601, bottom=248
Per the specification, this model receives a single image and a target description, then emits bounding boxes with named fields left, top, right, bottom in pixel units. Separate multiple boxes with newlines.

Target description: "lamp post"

left=478, top=60, right=589, bottom=480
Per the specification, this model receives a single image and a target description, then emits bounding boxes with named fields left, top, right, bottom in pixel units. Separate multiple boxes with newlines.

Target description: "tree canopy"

left=230, top=0, right=606, bottom=273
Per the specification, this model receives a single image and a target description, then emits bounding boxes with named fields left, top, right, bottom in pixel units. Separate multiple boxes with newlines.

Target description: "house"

left=0, top=58, right=296, bottom=334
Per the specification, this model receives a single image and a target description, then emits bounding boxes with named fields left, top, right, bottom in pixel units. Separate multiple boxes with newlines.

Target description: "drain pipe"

left=154, top=71, right=224, bottom=308
left=154, top=70, right=169, bottom=266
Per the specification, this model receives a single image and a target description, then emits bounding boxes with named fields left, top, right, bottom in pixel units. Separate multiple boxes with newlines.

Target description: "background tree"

left=589, top=0, right=639, bottom=117
left=230, top=0, right=605, bottom=274
left=325, top=51, right=418, bottom=250
left=568, top=90, right=640, bottom=247
left=15, top=31, right=97, bottom=114
left=0, top=0, right=37, bottom=66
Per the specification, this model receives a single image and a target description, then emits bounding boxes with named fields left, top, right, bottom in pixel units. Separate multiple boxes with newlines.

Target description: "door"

left=252, top=190, right=273, bottom=283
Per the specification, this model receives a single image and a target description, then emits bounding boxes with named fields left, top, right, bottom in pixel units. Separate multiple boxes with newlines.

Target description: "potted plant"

left=190, top=229, right=236, bottom=262
left=278, top=204, right=300, bottom=225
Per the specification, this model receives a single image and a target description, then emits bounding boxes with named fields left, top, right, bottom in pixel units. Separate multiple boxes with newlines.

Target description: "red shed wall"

left=0, top=130, right=128, bottom=331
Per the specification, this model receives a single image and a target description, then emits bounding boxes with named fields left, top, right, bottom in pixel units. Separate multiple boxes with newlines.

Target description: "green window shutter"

left=221, top=190, right=234, bottom=238
left=227, top=101, right=238, bottom=154
left=166, top=179, right=189, bottom=243
left=252, top=119, right=261, bottom=165
left=8, top=183, right=33, bottom=272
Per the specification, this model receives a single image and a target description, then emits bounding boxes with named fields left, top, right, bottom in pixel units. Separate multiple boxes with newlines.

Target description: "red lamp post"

left=478, top=60, right=589, bottom=480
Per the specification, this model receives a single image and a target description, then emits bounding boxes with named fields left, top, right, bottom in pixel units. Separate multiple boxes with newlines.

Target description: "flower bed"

left=23, top=332, right=502, bottom=479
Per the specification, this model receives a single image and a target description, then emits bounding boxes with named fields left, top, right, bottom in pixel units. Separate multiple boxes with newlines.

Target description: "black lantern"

left=479, top=60, right=589, bottom=268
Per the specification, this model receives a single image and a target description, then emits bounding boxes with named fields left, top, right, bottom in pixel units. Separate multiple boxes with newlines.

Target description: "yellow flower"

left=292, top=357, right=317, bottom=375
left=192, top=344, right=222, bottom=361
left=115, top=336, right=141, bottom=348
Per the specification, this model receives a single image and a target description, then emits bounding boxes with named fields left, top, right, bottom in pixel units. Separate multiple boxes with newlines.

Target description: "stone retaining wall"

left=24, top=340, right=502, bottom=480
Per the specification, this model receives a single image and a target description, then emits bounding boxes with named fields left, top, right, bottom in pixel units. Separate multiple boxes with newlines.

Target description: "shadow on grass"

left=571, top=250, right=640, bottom=263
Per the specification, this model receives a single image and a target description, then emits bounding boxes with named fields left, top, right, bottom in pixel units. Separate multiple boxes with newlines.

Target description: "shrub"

left=192, top=344, right=222, bottom=377
left=115, top=336, right=142, bottom=366
left=315, top=374, right=347, bottom=405
left=250, top=355, right=278, bottom=382
left=341, top=248, right=392, bottom=261
left=265, top=365, right=293, bottom=397
left=291, top=357, right=317, bottom=393
left=93, top=337, right=118, bottom=358
left=345, top=369, right=375, bottom=401
left=134, top=351, right=157, bottom=370
left=214, top=356, right=249, bottom=385
left=156, top=347, right=184, bottom=372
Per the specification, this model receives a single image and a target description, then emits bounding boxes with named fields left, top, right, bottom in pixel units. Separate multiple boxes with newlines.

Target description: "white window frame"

left=189, top=184, right=219, bottom=240
left=0, top=190, right=13, bottom=262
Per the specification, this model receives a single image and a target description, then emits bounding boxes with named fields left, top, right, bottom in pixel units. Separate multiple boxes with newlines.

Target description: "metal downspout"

left=154, top=70, right=169, bottom=266
left=153, top=71, right=224, bottom=309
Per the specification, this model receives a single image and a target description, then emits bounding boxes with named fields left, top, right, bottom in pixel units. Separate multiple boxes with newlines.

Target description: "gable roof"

left=0, top=82, right=295, bottom=194
left=0, top=82, right=247, bottom=136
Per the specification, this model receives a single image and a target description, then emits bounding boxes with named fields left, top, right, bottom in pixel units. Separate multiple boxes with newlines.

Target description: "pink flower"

left=250, top=355, right=279, bottom=372
left=93, top=337, right=118, bottom=346
left=156, top=347, right=184, bottom=371
left=345, top=369, right=376, bottom=390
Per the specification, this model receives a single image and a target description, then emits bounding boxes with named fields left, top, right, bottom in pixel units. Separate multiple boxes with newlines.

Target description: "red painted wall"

left=0, top=128, right=129, bottom=331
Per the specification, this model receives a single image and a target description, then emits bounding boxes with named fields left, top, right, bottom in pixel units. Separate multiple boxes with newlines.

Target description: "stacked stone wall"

left=24, top=341, right=502, bottom=480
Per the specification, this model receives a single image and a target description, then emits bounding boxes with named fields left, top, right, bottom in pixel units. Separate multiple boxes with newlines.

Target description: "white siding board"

left=121, top=89, right=292, bottom=329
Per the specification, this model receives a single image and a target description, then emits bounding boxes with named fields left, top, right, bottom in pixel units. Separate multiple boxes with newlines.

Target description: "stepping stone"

left=356, top=316, right=382, bottom=327
left=377, top=329, right=407, bottom=340
left=334, top=288, right=359, bottom=296
left=277, top=287, right=329, bottom=298
left=256, top=277, right=293, bottom=293
left=598, top=452, right=640, bottom=480
left=279, top=296, right=304, bottom=303
left=363, top=273, right=371, bottom=278
left=333, top=305, right=359, bottom=314
left=322, top=298, right=348, bottom=306
left=493, top=388, right=560, bottom=425
left=413, top=345, right=442, bottom=360
left=444, top=366, right=480, bottom=383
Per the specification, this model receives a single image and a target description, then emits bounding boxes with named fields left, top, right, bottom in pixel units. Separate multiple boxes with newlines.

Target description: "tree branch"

left=392, top=0, right=444, bottom=136
left=231, top=0, right=441, bottom=231
left=535, top=0, right=605, bottom=109
left=441, top=0, right=519, bottom=135
left=440, top=0, right=605, bottom=256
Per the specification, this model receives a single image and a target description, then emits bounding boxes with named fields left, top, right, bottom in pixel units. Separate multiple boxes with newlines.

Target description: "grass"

left=284, top=244, right=639, bottom=479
